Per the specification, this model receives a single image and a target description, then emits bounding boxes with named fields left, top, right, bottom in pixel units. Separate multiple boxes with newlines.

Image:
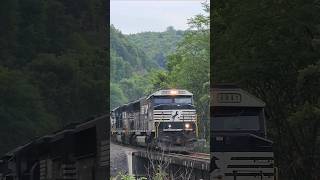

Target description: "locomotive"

left=111, top=89, right=198, bottom=152
left=0, top=115, right=109, bottom=180
left=210, top=85, right=276, bottom=180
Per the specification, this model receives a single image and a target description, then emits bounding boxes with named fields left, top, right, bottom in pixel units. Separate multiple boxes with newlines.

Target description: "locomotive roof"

left=1, top=114, right=108, bottom=158
left=112, top=97, right=145, bottom=112
left=111, top=89, right=193, bottom=111
left=211, top=86, right=265, bottom=107
left=147, top=89, right=193, bottom=99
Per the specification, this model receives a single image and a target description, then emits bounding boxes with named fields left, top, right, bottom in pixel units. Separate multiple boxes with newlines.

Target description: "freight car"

left=111, top=89, right=198, bottom=152
left=0, top=114, right=109, bottom=180
left=210, top=85, right=276, bottom=180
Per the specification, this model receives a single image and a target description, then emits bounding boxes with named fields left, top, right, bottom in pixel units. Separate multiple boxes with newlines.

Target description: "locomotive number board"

left=217, top=93, right=241, bottom=103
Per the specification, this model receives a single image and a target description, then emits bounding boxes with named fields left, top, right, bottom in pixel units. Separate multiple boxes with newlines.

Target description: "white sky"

left=110, top=0, right=205, bottom=34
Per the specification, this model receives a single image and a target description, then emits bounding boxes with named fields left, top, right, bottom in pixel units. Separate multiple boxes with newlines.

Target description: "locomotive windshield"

left=153, top=96, right=192, bottom=105
left=213, top=116, right=260, bottom=130
left=212, top=107, right=261, bottom=131
left=175, top=97, right=192, bottom=104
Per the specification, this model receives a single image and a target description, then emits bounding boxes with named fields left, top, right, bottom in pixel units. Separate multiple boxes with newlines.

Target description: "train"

left=0, top=115, right=109, bottom=180
left=110, top=89, right=198, bottom=152
left=210, top=84, right=277, bottom=180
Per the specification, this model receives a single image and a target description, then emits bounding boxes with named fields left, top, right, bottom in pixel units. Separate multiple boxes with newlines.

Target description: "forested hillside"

left=213, top=0, right=320, bottom=179
left=110, top=25, right=157, bottom=82
left=0, top=0, right=107, bottom=155
left=110, top=25, right=185, bottom=109
left=110, top=25, right=156, bottom=108
left=127, top=27, right=185, bottom=68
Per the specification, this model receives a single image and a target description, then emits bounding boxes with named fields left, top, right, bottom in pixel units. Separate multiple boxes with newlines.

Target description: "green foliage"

left=110, top=25, right=184, bottom=110
left=112, top=171, right=147, bottom=180
left=164, top=2, right=210, bottom=139
left=111, top=83, right=128, bottom=108
left=119, top=73, right=152, bottom=100
left=110, top=25, right=156, bottom=110
left=118, top=172, right=135, bottom=180
left=153, top=170, right=167, bottom=180
left=27, top=51, right=107, bottom=125
left=0, top=67, right=58, bottom=154
left=127, top=27, right=185, bottom=68
left=297, top=61, right=320, bottom=105
left=0, top=0, right=106, bottom=155
left=110, top=23, right=186, bottom=110
left=147, top=70, right=169, bottom=92
left=110, top=25, right=157, bottom=78
left=212, top=0, right=320, bottom=178
left=285, top=103, right=320, bottom=179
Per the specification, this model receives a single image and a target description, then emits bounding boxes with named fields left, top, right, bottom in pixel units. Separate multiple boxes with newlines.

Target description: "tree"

left=212, top=0, right=320, bottom=178
left=0, top=67, right=58, bottom=155
left=165, top=2, right=210, bottom=139
left=0, top=0, right=107, bottom=154
left=110, top=83, right=127, bottom=109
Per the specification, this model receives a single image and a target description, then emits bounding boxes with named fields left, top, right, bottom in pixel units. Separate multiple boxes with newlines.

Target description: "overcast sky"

left=110, top=0, right=204, bottom=34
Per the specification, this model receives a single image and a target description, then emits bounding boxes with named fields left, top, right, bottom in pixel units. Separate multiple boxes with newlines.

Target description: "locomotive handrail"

left=155, top=121, right=160, bottom=138
left=196, top=114, right=199, bottom=138
left=163, top=129, right=184, bottom=132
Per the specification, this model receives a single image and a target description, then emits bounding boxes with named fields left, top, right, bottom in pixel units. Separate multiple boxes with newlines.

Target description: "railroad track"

left=112, top=140, right=210, bottom=161
left=167, top=152, right=210, bottom=161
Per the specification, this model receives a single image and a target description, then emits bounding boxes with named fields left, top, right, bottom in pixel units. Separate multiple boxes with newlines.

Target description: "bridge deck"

left=132, top=151, right=210, bottom=179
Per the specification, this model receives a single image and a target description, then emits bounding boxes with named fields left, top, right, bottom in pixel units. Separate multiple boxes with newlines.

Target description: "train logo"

left=171, top=110, right=180, bottom=120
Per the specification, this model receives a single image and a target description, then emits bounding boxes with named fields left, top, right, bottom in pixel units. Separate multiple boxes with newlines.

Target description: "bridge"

left=131, top=150, right=210, bottom=180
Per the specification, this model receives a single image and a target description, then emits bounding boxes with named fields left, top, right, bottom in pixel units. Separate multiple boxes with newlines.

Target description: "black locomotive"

left=0, top=115, right=109, bottom=180
left=210, top=84, right=276, bottom=180
left=111, top=89, right=198, bottom=152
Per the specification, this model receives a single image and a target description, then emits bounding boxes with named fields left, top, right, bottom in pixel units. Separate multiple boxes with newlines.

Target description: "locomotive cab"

left=211, top=85, right=275, bottom=180
left=150, top=90, right=197, bottom=151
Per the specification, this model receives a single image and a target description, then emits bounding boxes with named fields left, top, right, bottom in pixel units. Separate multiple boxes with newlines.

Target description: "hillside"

left=0, top=0, right=107, bottom=155
left=110, top=25, right=184, bottom=109
left=127, top=26, right=185, bottom=68
left=110, top=25, right=157, bottom=82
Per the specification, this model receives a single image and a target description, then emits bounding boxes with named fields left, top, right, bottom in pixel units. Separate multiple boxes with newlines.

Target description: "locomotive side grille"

left=154, top=110, right=174, bottom=121
left=226, top=155, right=274, bottom=177
left=180, top=111, right=196, bottom=121
left=40, top=159, right=53, bottom=180
left=39, top=160, right=47, bottom=180
left=129, top=114, right=134, bottom=121
left=61, top=163, right=76, bottom=179
left=214, top=152, right=275, bottom=180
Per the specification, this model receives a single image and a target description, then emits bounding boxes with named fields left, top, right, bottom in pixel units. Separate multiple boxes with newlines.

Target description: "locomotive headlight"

left=170, top=90, right=178, bottom=95
left=168, top=124, right=172, bottom=128
left=185, top=123, right=190, bottom=129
